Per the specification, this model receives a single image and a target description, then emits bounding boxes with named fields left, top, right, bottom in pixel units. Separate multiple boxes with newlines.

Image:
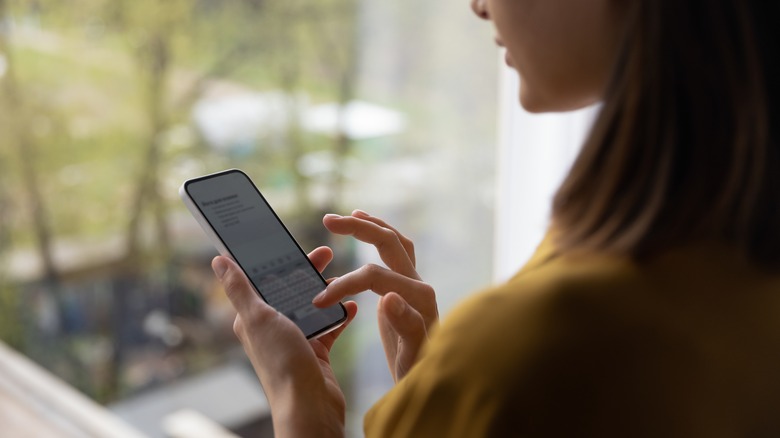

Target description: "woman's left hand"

left=212, top=248, right=358, bottom=438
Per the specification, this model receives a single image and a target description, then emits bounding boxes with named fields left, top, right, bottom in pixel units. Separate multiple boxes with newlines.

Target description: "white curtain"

left=493, top=63, right=599, bottom=281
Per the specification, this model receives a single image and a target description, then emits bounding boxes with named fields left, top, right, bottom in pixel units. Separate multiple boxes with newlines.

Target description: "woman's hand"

left=313, top=210, right=439, bottom=382
left=212, top=246, right=358, bottom=438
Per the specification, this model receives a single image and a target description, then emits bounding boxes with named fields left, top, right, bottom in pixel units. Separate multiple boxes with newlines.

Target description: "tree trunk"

left=0, top=0, right=61, bottom=297
left=112, top=29, right=172, bottom=401
left=124, top=31, right=171, bottom=266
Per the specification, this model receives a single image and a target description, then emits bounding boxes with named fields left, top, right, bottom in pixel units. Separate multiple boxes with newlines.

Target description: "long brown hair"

left=552, top=0, right=780, bottom=265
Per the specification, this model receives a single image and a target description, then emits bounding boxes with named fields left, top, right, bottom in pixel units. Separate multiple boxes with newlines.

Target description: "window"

left=0, top=1, right=499, bottom=436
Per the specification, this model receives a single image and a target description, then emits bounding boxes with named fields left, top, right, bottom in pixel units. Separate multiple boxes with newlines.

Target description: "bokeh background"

left=0, top=0, right=498, bottom=436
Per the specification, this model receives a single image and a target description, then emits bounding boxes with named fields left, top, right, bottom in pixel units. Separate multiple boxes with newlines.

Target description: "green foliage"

left=0, top=0, right=364, bottom=403
left=1, top=0, right=361, bottom=243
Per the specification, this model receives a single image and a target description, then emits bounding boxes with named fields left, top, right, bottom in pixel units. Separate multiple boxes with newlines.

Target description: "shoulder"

left=428, top=253, right=650, bottom=383
left=367, top=253, right=676, bottom=436
left=435, top=250, right=704, bottom=380
left=441, top=250, right=652, bottom=340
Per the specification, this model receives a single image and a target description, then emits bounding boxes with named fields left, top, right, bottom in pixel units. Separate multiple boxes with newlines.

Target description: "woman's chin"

left=519, top=85, right=599, bottom=114
left=518, top=87, right=555, bottom=113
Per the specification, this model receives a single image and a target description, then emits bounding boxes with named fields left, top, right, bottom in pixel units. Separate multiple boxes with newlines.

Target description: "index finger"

left=314, top=264, right=437, bottom=329
left=323, top=214, right=420, bottom=280
left=351, top=210, right=416, bottom=267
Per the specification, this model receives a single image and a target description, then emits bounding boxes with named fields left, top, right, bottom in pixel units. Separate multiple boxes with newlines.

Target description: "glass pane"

left=0, top=0, right=497, bottom=436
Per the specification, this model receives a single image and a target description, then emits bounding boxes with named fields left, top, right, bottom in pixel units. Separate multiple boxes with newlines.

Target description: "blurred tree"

left=318, top=0, right=361, bottom=213
left=0, top=40, right=19, bottom=346
left=0, top=0, right=60, bottom=308
left=114, top=0, right=365, bottom=264
left=1, top=0, right=364, bottom=402
left=105, top=0, right=190, bottom=268
left=101, top=0, right=363, bottom=399
left=0, top=0, right=99, bottom=391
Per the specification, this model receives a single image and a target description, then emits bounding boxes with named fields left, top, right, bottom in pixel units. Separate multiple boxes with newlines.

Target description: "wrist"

left=267, top=379, right=345, bottom=438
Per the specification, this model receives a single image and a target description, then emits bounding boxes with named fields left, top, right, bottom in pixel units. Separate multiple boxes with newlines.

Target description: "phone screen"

left=183, top=170, right=346, bottom=338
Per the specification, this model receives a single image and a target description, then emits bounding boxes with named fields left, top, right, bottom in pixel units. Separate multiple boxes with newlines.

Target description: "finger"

left=323, top=214, right=419, bottom=279
left=212, top=256, right=270, bottom=318
left=351, top=210, right=416, bottom=267
left=307, top=246, right=334, bottom=273
left=380, top=293, right=426, bottom=381
left=313, top=264, right=437, bottom=328
left=377, top=301, right=399, bottom=380
left=315, top=301, right=358, bottom=352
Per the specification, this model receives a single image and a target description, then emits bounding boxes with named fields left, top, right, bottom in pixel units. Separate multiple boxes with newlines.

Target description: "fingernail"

left=324, top=213, right=342, bottom=219
left=212, top=257, right=229, bottom=280
left=312, top=291, right=326, bottom=305
left=386, top=295, right=404, bottom=317
left=353, top=209, right=369, bottom=217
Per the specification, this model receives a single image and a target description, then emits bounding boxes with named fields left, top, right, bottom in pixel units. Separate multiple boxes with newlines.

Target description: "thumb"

left=212, top=256, right=264, bottom=315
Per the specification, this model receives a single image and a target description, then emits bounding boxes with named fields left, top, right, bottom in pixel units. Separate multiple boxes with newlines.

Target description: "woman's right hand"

left=312, top=210, right=439, bottom=382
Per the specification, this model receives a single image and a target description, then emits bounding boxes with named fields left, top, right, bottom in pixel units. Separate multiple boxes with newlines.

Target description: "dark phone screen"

left=185, top=170, right=345, bottom=338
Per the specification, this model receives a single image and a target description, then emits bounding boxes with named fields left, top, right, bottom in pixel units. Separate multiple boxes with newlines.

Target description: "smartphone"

left=179, top=169, right=347, bottom=339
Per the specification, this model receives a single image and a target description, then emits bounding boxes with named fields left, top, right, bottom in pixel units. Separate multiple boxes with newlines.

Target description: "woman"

left=211, top=0, right=780, bottom=435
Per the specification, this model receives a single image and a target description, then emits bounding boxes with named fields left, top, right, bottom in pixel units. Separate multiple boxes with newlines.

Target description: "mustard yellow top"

left=364, top=235, right=780, bottom=437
